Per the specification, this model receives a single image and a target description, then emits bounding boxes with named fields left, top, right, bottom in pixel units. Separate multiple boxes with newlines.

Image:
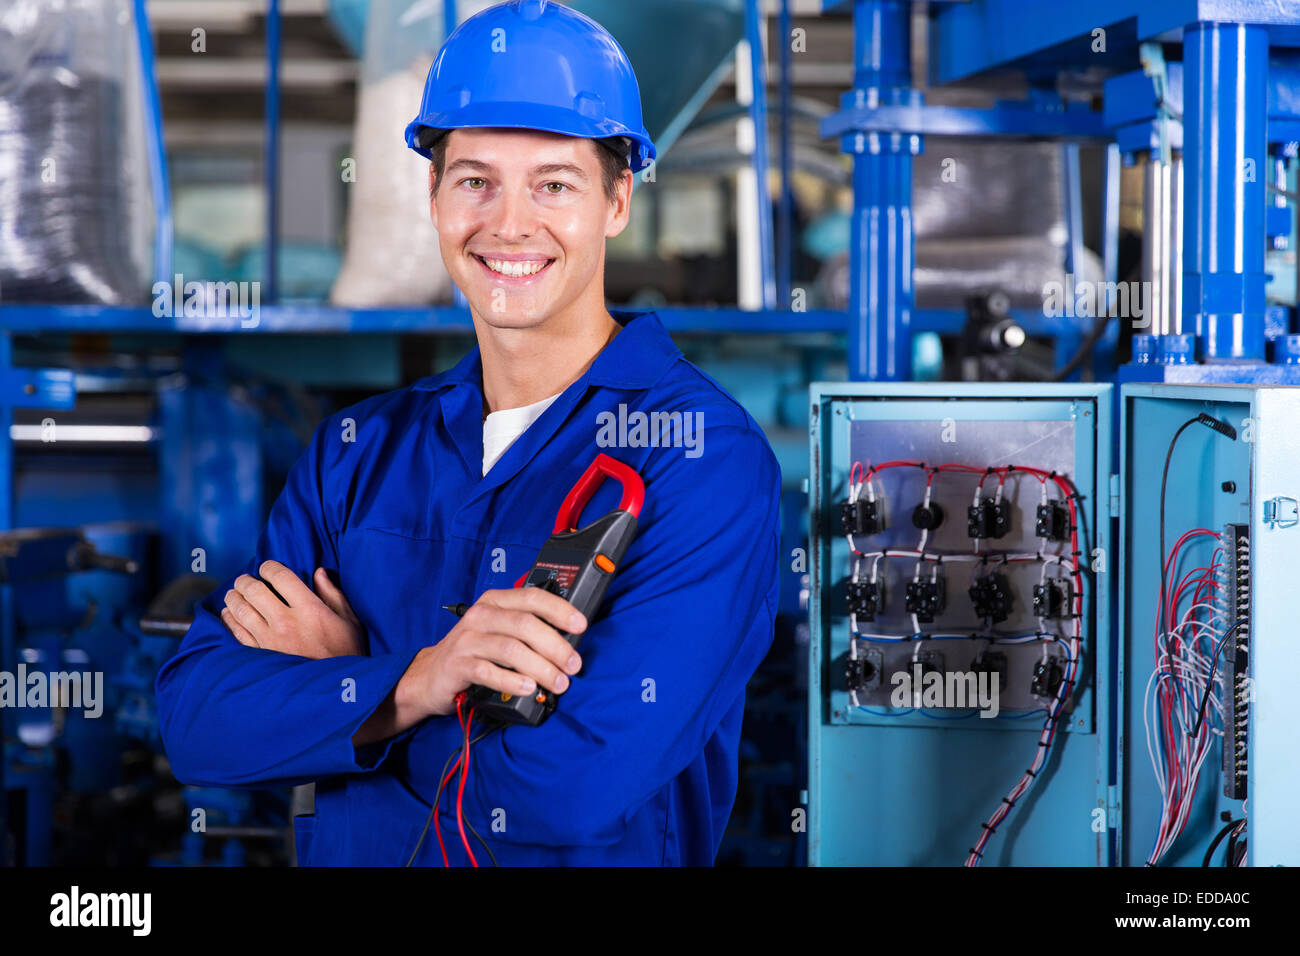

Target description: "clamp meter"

left=466, top=453, right=645, bottom=727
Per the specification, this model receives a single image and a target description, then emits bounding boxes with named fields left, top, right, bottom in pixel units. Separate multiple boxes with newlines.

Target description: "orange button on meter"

left=594, top=553, right=615, bottom=573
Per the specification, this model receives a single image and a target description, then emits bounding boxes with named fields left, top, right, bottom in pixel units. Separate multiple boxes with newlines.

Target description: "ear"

left=428, top=163, right=439, bottom=230
left=605, top=168, right=633, bottom=239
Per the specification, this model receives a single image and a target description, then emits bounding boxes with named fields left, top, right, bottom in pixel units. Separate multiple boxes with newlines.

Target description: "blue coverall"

left=155, top=310, right=781, bottom=865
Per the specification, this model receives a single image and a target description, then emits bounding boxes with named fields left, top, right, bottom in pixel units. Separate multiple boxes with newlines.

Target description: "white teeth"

left=482, top=257, right=548, bottom=278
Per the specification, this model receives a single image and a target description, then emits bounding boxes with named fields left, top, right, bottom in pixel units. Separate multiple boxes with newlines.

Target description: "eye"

left=544, top=182, right=568, bottom=194
left=461, top=177, right=486, bottom=190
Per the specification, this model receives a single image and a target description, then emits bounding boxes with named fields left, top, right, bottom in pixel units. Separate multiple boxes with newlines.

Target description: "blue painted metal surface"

left=932, top=1, right=1300, bottom=87
left=266, top=0, right=281, bottom=304
left=158, top=354, right=264, bottom=583
left=808, top=382, right=1115, bottom=865
left=838, top=0, right=917, bottom=382
left=744, top=0, right=777, bottom=310
left=823, top=100, right=1109, bottom=140
left=1183, top=23, right=1269, bottom=362
left=1120, top=383, right=1300, bottom=866
left=132, top=0, right=173, bottom=286
left=777, top=0, right=794, bottom=307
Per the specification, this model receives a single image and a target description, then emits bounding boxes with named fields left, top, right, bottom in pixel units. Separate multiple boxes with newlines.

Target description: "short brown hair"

left=426, top=130, right=630, bottom=203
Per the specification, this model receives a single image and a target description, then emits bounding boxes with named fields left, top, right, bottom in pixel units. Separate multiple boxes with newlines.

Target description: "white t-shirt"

left=482, top=392, right=563, bottom=476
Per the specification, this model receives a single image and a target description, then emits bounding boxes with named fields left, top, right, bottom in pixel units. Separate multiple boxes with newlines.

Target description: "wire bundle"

left=1143, top=529, right=1230, bottom=865
left=963, top=467, right=1083, bottom=867
left=405, top=694, right=499, bottom=867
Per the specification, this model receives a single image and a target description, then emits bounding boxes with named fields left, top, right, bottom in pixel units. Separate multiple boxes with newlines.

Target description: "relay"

left=967, top=498, right=1011, bottom=539
left=969, top=572, right=1013, bottom=623
left=904, top=576, right=945, bottom=622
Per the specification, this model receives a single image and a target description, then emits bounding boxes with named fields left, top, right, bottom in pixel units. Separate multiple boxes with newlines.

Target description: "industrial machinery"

left=804, top=0, right=1300, bottom=868
left=4, top=0, right=1300, bottom=869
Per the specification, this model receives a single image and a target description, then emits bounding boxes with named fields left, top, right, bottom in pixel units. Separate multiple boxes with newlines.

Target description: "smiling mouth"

left=473, top=254, right=556, bottom=280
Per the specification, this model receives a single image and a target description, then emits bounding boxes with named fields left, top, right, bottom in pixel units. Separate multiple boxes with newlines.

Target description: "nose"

left=489, top=184, right=538, bottom=242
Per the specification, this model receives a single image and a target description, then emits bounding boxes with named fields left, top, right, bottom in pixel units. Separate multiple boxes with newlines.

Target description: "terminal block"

left=1032, top=579, right=1072, bottom=619
left=1035, top=499, right=1069, bottom=541
left=1221, top=523, right=1250, bottom=800
left=904, top=576, right=945, bottom=623
left=969, top=572, right=1013, bottom=623
left=846, top=579, right=884, bottom=621
left=840, top=498, right=884, bottom=536
left=971, top=650, right=1008, bottom=691
left=843, top=646, right=883, bottom=693
left=967, top=498, right=1011, bottom=539
left=1031, top=657, right=1065, bottom=698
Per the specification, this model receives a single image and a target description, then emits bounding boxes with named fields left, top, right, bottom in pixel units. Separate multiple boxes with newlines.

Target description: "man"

left=155, top=0, right=780, bottom=866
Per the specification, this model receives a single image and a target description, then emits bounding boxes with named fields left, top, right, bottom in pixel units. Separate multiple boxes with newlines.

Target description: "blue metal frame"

left=744, top=0, right=777, bottom=311
left=265, top=0, right=282, bottom=303
left=777, top=0, right=794, bottom=306
left=132, top=0, right=172, bottom=286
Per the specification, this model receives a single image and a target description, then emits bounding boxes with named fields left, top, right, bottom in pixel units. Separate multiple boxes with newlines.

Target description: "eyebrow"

left=445, top=158, right=590, bottom=182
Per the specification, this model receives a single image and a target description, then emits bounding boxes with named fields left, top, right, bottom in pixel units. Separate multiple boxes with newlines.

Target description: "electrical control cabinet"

left=808, top=383, right=1114, bottom=866
left=1120, top=384, right=1300, bottom=868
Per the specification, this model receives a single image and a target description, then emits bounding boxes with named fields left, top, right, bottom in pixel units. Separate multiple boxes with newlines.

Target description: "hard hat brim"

left=404, top=101, right=656, bottom=171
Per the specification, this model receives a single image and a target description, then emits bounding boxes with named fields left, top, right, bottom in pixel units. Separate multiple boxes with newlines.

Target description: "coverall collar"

left=413, top=309, right=681, bottom=495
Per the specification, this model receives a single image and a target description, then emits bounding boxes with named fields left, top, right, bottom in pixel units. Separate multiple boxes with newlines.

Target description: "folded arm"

left=155, top=420, right=417, bottom=788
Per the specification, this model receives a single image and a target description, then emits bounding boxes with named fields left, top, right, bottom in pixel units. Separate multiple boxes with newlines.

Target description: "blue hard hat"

left=404, top=0, right=657, bottom=173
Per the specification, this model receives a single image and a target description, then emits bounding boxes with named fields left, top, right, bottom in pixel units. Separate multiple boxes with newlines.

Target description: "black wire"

left=465, top=813, right=499, bottom=866
left=455, top=715, right=500, bottom=867
left=1051, top=312, right=1114, bottom=382
left=1189, top=618, right=1246, bottom=740
left=1202, top=817, right=1242, bottom=867
left=1157, top=418, right=1202, bottom=658
left=405, top=725, right=497, bottom=866
left=1226, top=826, right=1247, bottom=867
left=405, top=744, right=462, bottom=867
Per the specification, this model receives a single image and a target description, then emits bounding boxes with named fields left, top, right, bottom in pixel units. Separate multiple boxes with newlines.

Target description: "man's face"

left=430, top=128, right=631, bottom=329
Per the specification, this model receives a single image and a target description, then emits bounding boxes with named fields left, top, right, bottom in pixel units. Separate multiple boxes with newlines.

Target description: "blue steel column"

left=1182, top=23, right=1268, bottom=362
left=132, top=0, right=172, bottom=285
left=265, top=0, right=281, bottom=303
left=744, top=0, right=777, bottom=310
left=845, top=0, right=917, bottom=381
left=777, top=0, right=794, bottom=305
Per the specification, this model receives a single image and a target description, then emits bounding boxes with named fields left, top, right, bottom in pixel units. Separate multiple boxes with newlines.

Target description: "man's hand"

left=353, top=587, right=585, bottom=747
left=222, top=560, right=366, bottom=659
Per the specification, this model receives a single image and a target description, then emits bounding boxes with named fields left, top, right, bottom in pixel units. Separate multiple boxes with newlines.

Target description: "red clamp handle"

left=553, top=453, right=645, bottom=534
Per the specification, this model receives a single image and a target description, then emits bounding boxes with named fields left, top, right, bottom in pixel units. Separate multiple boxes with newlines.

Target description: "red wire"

left=457, top=707, right=478, bottom=867
left=1151, top=527, right=1223, bottom=856
left=434, top=696, right=468, bottom=867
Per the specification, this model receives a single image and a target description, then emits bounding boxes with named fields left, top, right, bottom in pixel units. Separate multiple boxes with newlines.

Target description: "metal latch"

left=1263, top=496, right=1299, bottom=529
